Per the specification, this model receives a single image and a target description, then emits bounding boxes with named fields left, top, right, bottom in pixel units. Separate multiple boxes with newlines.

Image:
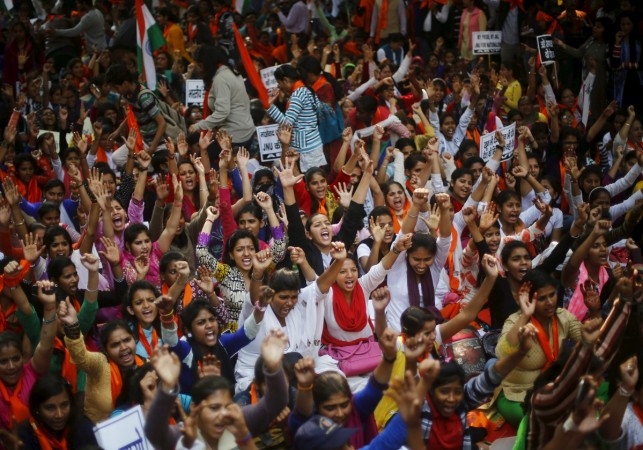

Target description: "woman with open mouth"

left=122, top=281, right=163, bottom=360
left=16, top=374, right=98, bottom=449
left=158, top=291, right=268, bottom=395
left=58, top=301, right=145, bottom=423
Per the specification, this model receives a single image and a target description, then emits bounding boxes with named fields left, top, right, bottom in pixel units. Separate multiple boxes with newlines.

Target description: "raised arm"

left=157, top=174, right=183, bottom=254
left=561, top=220, right=610, bottom=288
left=315, top=242, right=347, bottom=294
left=31, top=279, right=58, bottom=374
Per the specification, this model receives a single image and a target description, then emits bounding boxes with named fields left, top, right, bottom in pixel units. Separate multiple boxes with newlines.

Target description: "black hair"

left=500, top=241, right=530, bottom=266
left=404, top=152, right=427, bottom=172
left=274, top=64, right=301, bottom=82
left=43, top=178, right=65, bottom=192
left=238, top=203, right=263, bottom=222
left=495, top=189, right=521, bottom=208
left=126, top=363, right=155, bottom=407
left=192, top=375, right=233, bottom=404
left=123, top=281, right=161, bottom=332
left=313, top=372, right=351, bottom=407
left=14, top=153, right=38, bottom=174
left=456, top=139, right=479, bottom=162
left=124, top=223, right=151, bottom=249
left=463, top=157, right=485, bottom=170
left=369, top=206, right=394, bottom=223
left=99, top=319, right=135, bottom=353
left=37, top=201, right=60, bottom=221
left=354, top=95, right=378, bottom=115
left=0, top=331, right=22, bottom=354
left=47, top=256, right=75, bottom=282
left=269, top=268, right=300, bottom=293
left=29, top=374, right=78, bottom=431
left=105, top=63, right=136, bottom=85
left=159, top=251, right=188, bottom=274
left=400, top=306, right=436, bottom=336
left=193, top=45, right=236, bottom=90
left=522, top=270, right=557, bottom=298
left=451, top=167, right=473, bottom=183
left=223, top=229, right=260, bottom=267
left=431, top=359, right=466, bottom=389
left=395, top=137, right=416, bottom=152
left=43, top=226, right=73, bottom=253
left=408, top=232, right=437, bottom=257
left=297, top=55, right=344, bottom=100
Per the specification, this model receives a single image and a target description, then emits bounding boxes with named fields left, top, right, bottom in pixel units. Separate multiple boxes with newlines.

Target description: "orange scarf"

left=0, top=303, right=17, bottom=332
left=250, top=382, right=260, bottom=405
left=0, top=376, right=29, bottom=424
left=3, top=260, right=30, bottom=287
left=29, top=416, right=68, bottom=450
left=54, top=337, right=77, bottom=393
left=14, top=175, right=42, bottom=203
left=466, top=128, right=480, bottom=147
left=161, top=283, right=192, bottom=336
left=389, top=198, right=410, bottom=233
left=531, top=316, right=558, bottom=371
left=286, top=80, right=307, bottom=109
left=109, top=356, right=145, bottom=407
left=95, top=146, right=109, bottom=164
left=375, top=0, right=389, bottom=43
left=127, top=106, right=144, bottom=153
left=138, top=324, right=158, bottom=358
left=446, top=227, right=460, bottom=292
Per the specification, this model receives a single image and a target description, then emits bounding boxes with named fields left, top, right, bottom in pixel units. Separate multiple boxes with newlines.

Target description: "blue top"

left=267, top=87, right=323, bottom=154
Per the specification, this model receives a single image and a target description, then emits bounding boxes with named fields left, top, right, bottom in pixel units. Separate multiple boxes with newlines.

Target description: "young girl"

left=123, top=281, right=162, bottom=360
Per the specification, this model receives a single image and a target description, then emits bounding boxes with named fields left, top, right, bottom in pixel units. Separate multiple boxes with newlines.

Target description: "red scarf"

left=445, top=227, right=460, bottom=292
left=15, top=176, right=42, bottom=204
left=531, top=316, right=559, bottom=371
left=109, top=356, right=145, bottom=407
left=126, top=106, right=144, bottom=153
left=0, top=376, right=29, bottom=424
left=138, top=324, right=158, bottom=357
left=426, top=394, right=463, bottom=450
left=0, top=303, right=17, bottom=333
left=375, top=0, right=389, bottom=43
left=54, top=337, right=77, bottom=393
left=322, top=283, right=369, bottom=346
left=29, top=416, right=68, bottom=450
left=187, top=22, right=198, bottom=44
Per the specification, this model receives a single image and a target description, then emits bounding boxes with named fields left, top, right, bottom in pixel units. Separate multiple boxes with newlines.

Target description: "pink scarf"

left=566, top=262, right=608, bottom=320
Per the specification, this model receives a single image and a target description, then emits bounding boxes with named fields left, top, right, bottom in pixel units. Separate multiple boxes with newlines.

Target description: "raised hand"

left=20, top=233, right=44, bottom=264
left=461, top=206, right=476, bottom=225
left=198, top=130, right=214, bottom=152
left=172, top=173, right=183, bottom=203
left=276, top=122, right=293, bottom=146
left=198, top=354, right=222, bottom=378
left=341, top=126, right=353, bottom=143
left=205, top=205, right=219, bottom=222
left=294, top=357, right=315, bottom=388
left=98, top=236, right=121, bottom=267
left=334, top=182, right=353, bottom=209
left=592, top=219, right=610, bottom=236
left=418, top=359, right=441, bottom=383
left=373, top=124, right=385, bottom=141
left=378, top=327, right=398, bottom=362
left=2, top=178, right=21, bottom=206
left=195, top=266, right=215, bottom=294
left=329, top=241, right=347, bottom=260
left=151, top=344, right=182, bottom=389
left=479, top=202, right=499, bottom=232
left=517, top=323, right=537, bottom=353
left=152, top=175, right=170, bottom=202
left=136, top=150, right=152, bottom=170
left=80, top=253, right=100, bottom=272
left=154, top=294, right=175, bottom=316
left=254, top=192, right=273, bottom=211
left=619, top=355, right=639, bottom=393
left=369, top=216, right=385, bottom=243
left=57, top=297, right=79, bottom=326
left=176, top=132, right=189, bottom=157
left=481, top=254, right=499, bottom=278
left=412, top=188, right=430, bottom=207
left=252, top=249, right=273, bottom=274
left=435, top=192, right=451, bottom=210
left=580, top=280, right=601, bottom=315
left=369, top=287, right=391, bottom=316
left=288, top=246, right=307, bottom=266
left=512, top=165, right=529, bottom=178
left=134, top=255, right=150, bottom=279
left=72, top=132, right=88, bottom=156
left=274, top=159, right=304, bottom=188
left=124, top=128, right=137, bottom=152
left=518, top=282, right=536, bottom=317
left=236, top=147, right=250, bottom=170
left=385, top=371, right=422, bottom=427
left=215, top=129, right=232, bottom=151
left=261, top=329, right=287, bottom=371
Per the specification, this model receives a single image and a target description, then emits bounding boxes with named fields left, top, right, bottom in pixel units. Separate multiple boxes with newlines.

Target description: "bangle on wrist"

left=251, top=272, right=264, bottom=282
left=42, top=314, right=57, bottom=325
left=392, top=246, right=401, bottom=255
left=407, top=212, right=419, bottom=218
left=254, top=301, right=267, bottom=312
left=235, top=433, right=252, bottom=447
left=297, top=383, right=313, bottom=391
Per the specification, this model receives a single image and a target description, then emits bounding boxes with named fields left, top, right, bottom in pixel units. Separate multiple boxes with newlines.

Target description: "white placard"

left=472, top=31, right=502, bottom=55
left=93, top=405, right=151, bottom=450
left=37, top=130, right=74, bottom=154
left=256, top=124, right=282, bottom=163
left=537, top=34, right=556, bottom=65
left=479, top=122, right=516, bottom=162
left=260, top=66, right=280, bottom=91
left=185, top=79, right=205, bottom=106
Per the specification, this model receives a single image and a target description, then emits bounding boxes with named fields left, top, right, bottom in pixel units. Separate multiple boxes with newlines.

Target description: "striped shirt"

left=267, top=87, right=322, bottom=154
left=526, top=299, right=632, bottom=449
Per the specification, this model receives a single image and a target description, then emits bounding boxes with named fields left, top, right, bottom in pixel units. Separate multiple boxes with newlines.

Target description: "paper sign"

left=537, top=34, right=556, bottom=65
left=472, top=31, right=502, bottom=55
left=37, top=130, right=74, bottom=154
left=260, top=65, right=280, bottom=91
left=93, top=405, right=151, bottom=450
left=185, top=79, right=205, bottom=106
left=256, top=124, right=282, bottom=163
left=479, top=122, right=516, bottom=162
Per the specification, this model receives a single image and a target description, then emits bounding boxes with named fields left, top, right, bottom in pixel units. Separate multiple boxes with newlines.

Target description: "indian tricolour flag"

left=234, top=0, right=252, bottom=14
left=136, top=0, right=166, bottom=89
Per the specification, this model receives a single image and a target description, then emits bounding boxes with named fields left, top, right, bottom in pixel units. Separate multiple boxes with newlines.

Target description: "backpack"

left=305, top=87, right=345, bottom=145
left=137, top=88, right=187, bottom=139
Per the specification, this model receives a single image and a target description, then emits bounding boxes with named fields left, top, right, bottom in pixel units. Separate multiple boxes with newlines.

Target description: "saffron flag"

left=136, top=0, right=166, bottom=89
left=127, top=107, right=145, bottom=153
left=232, top=23, right=269, bottom=109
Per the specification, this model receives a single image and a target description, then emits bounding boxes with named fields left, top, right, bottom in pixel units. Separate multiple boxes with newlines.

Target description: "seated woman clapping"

left=145, top=332, right=290, bottom=450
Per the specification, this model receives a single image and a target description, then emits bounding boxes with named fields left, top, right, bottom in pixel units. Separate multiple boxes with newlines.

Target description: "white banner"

left=185, top=79, right=205, bottom=106
left=479, top=122, right=516, bottom=162
left=256, top=124, right=282, bottom=162
left=260, top=66, right=280, bottom=91
left=93, top=405, right=150, bottom=450
left=472, top=31, right=502, bottom=55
